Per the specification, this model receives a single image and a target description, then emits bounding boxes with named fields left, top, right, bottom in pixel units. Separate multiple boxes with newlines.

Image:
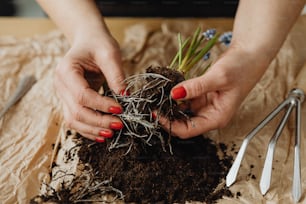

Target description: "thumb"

left=171, top=71, right=223, bottom=100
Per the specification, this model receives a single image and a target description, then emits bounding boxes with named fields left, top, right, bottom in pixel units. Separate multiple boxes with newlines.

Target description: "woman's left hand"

left=157, top=47, right=268, bottom=138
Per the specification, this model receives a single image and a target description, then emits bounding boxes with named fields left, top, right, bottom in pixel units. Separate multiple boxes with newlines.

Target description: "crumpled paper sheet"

left=1, top=16, right=306, bottom=204
left=0, top=32, right=69, bottom=203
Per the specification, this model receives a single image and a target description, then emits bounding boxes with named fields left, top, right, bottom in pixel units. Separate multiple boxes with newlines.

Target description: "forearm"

left=231, top=0, right=305, bottom=67
left=36, top=0, right=110, bottom=44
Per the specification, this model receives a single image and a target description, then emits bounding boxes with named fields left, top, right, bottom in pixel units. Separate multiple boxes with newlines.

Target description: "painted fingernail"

left=120, top=89, right=130, bottom=96
left=109, top=106, right=123, bottom=114
left=151, top=112, right=157, bottom=119
left=95, top=137, right=105, bottom=143
left=110, top=122, right=124, bottom=130
left=171, top=86, right=187, bottom=100
left=99, top=129, right=113, bottom=138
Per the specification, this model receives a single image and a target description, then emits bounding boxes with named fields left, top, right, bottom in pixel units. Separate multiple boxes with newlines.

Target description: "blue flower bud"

left=203, top=52, right=211, bottom=61
left=219, top=31, right=232, bottom=47
left=202, top=29, right=216, bottom=40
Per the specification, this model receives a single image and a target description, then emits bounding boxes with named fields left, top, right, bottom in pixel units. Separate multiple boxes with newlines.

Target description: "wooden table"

left=0, top=17, right=234, bottom=44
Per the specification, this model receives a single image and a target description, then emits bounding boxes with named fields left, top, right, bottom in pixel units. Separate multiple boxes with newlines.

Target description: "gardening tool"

left=226, top=66, right=306, bottom=203
left=0, top=75, right=36, bottom=119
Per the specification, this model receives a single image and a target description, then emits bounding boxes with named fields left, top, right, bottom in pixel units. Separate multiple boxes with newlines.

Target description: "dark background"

left=95, top=0, right=239, bottom=17
left=0, top=0, right=16, bottom=16
left=0, top=0, right=239, bottom=17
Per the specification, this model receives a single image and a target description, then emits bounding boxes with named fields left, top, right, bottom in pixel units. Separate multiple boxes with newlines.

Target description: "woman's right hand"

left=54, top=32, right=126, bottom=142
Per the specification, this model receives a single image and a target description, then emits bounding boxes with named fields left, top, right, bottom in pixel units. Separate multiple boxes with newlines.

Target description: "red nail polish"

left=151, top=112, right=157, bottom=119
left=110, top=122, right=124, bottom=130
left=171, top=86, right=187, bottom=100
left=95, top=137, right=105, bottom=143
left=120, top=89, right=130, bottom=96
left=99, top=130, right=113, bottom=138
left=109, top=106, right=123, bottom=114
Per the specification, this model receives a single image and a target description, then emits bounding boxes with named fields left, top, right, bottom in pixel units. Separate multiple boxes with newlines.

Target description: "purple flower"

left=203, top=52, right=210, bottom=61
left=219, top=31, right=232, bottom=47
left=202, top=29, right=216, bottom=40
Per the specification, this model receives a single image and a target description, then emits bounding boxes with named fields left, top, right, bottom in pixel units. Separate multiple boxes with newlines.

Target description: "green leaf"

left=169, top=27, right=219, bottom=77
left=169, top=35, right=190, bottom=68
left=183, top=33, right=219, bottom=73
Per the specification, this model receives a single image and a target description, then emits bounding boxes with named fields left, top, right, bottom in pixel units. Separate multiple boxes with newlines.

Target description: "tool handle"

left=0, top=75, right=36, bottom=119
left=294, top=64, right=306, bottom=91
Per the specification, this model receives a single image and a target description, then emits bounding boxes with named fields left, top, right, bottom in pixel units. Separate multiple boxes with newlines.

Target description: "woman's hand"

left=157, top=47, right=269, bottom=138
left=54, top=33, right=126, bottom=142
left=35, top=0, right=129, bottom=142
left=157, top=0, right=305, bottom=139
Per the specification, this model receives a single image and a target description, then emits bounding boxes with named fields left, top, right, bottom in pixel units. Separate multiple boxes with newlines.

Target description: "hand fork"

left=226, top=88, right=304, bottom=203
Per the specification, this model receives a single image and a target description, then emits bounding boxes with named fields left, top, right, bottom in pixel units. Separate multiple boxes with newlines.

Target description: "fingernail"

left=120, top=89, right=130, bottom=96
left=99, top=129, right=113, bottom=138
left=109, top=106, right=123, bottom=114
left=95, top=137, right=105, bottom=143
left=110, top=122, right=124, bottom=130
left=171, top=86, right=187, bottom=100
left=151, top=112, right=157, bottom=119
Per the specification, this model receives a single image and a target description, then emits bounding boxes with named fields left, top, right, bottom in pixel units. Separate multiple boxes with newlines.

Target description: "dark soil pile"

left=78, top=133, right=233, bottom=203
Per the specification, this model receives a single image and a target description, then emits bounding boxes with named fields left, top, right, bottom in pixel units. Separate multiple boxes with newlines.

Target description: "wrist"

left=71, top=19, right=111, bottom=44
left=228, top=40, right=273, bottom=71
left=212, top=44, right=271, bottom=96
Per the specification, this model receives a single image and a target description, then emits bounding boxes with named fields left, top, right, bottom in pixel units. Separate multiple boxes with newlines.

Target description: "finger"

left=59, top=84, right=124, bottom=130
left=58, top=63, right=123, bottom=113
left=95, top=49, right=126, bottom=94
left=73, top=86, right=122, bottom=114
left=171, top=70, right=226, bottom=100
left=157, top=114, right=219, bottom=139
left=63, top=106, right=114, bottom=141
